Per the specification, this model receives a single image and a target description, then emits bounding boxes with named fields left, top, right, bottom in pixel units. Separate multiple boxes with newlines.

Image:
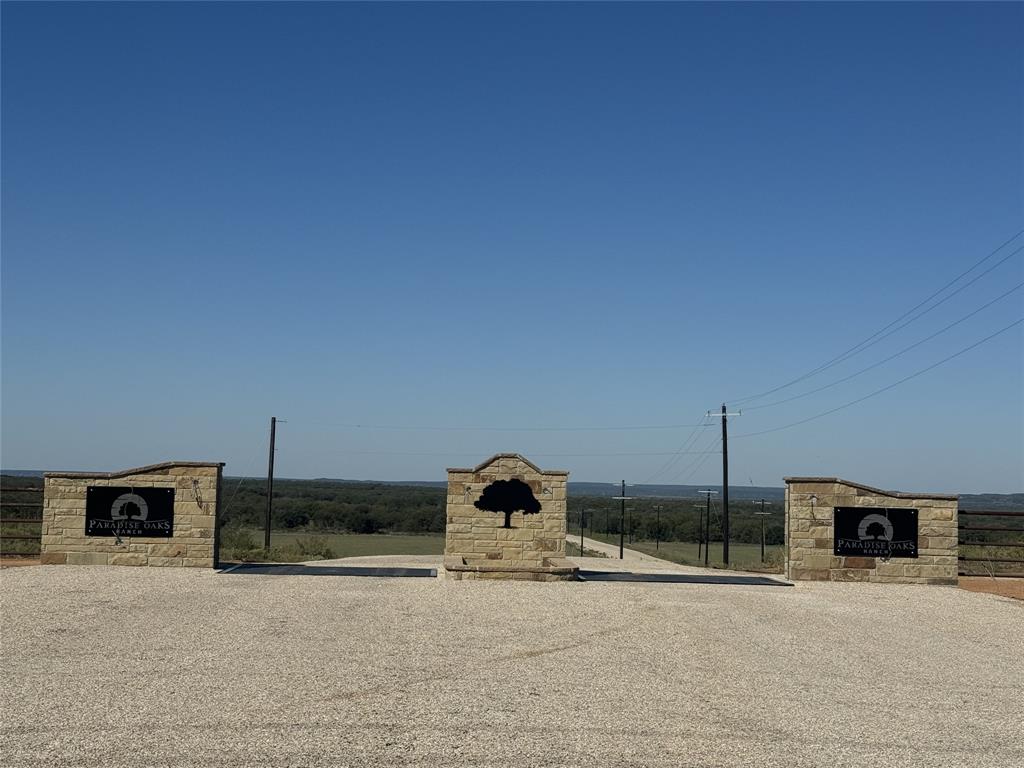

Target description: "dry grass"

left=959, top=576, right=1024, bottom=601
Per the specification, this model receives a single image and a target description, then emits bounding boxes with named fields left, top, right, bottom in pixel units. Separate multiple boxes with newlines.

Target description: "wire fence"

left=958, top=509, right=1024, bottom=578
left=0, top=481, right=43, bottom=557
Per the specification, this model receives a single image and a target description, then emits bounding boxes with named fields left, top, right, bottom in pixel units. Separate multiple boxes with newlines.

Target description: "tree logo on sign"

left=474, top=479, right=542, bottom=529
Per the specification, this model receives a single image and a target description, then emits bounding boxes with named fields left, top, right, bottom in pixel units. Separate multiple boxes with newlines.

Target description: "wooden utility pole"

left=264, top=416, right=276, bottom=551
left=754, top=499, right=772, bottom=563
left=619, top=481, right=626, bottom=558
left=694, top=504, right=705, bottom=561
left=612, top=481, right=633, bottom=560
left=697, top=490, right=718, bottom=567
left=709, top=404, right=740, bottom=566
left=721, top=403, right=730, bottom=565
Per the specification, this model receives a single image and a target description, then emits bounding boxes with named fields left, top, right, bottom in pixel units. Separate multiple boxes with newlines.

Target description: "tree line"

left=221, top=478, right=785, bottom=544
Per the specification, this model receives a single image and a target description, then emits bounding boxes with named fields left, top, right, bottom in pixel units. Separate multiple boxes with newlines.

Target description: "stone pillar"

left=784, top=477, right=958, bottom=584
left=41, top=462, right=224, bottom=568
left=443, top=453, right=576, bottom=581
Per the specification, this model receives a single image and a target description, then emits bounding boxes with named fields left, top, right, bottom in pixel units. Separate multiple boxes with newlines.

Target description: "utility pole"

left=264, top=416, right=277, bottom=551
left=612, top=481, right=633, bottom=560
left=754, top=499, right=772, bottom=563
left=697, top=489, right=718, bottom=567
left=654, top=505, right=663, bottom=550
left=694, top=504, right=705, bottom=561
left=709, top=404, right=740, bottom=566
left=580, top=508, right=586, bottom=552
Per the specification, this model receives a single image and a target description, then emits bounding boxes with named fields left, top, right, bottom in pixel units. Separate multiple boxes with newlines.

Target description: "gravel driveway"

left=2, top=563, right=1021, bottom=767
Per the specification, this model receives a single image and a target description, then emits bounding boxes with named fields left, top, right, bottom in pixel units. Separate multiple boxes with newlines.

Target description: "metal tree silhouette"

left=474, top=479, right=542, bottom=528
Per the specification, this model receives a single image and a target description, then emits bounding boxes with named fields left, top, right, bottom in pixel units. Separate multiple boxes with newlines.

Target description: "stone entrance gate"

left=443, top=453, right=577, bottom=581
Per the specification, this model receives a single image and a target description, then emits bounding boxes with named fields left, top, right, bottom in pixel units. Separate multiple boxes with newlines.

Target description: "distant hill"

left=4, top=471, right=1021, bottom=510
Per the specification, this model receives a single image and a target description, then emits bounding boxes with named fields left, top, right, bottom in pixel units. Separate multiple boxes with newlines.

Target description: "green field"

left=267, top=531, right=444, bottom=557
left=584, top=532, right=784, bottom=572
left=565, top=540, right=610, bottom=558
left=222, top=530, right=445, bottom=563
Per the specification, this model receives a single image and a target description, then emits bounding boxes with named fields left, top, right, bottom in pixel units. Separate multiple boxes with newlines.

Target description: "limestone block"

left=110, top=553, right=147, bottom=566
left=149, top=542, right=187, bottom=558
left=920, top=524, right=957, bottom=536
left=40, top=552, right=67, bottom=565
left=52, top=515, right=85, bottom=530
left=874, top=562, right=906, bottom=577
left=61, top=543, right=127, bottom=553
left=66, top=552, right=110, bottom=566
left=810, top=507, right=833, bottom=522
left=905, top=564, right=956, bottom=579
left=791, top=483, right=839, bottom=496
left=182, top=557, right=211, bottom=567
left=147, top=557, right=183, bottom=567
left=790, top=568, right=829, bottom=580
left=840, top=557, right=876, bottom=569
left=830, top=569, right=871, bottom=582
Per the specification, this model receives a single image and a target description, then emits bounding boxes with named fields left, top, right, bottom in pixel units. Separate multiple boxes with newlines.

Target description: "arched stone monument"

left=443, top=453, right=577, bottom=581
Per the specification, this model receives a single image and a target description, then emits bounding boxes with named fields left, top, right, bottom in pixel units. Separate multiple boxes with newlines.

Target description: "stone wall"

left=444, top=453, right=574, bottom=581
left=41, top=462, right=223, bottom=568
left=785, top=477, right=958, bottom=584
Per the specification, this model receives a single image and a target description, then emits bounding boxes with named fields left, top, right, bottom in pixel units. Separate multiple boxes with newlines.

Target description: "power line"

left=670, top=436, right=723, bottom=484
left=676, top=433, right=723, bottom=480
left=733, top=317, right=1023, bottom=439
left=743, top=281, right=1024, bottom=411
left=640, top=414, right=713, bottom=483
left=285, top=420, right=710, bottom=432
left=730, top=230, right=1024, bottom=406
left=315, top=449, right=722, bottom=458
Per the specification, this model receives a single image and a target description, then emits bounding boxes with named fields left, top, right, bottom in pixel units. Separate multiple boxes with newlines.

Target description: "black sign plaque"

left=833, top=507, right=917, bottom=558
left=85, top=486, right=175, bottom=538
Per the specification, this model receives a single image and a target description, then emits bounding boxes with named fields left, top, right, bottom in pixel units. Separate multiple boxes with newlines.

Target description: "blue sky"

left=2, top=2, right=1022, bottom=493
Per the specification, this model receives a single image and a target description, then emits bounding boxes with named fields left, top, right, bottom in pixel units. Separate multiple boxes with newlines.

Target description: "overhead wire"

left=284, top=420, right=708, bottom=432
left=733, top=317, right=1022, bottom=439
left=729, top=230, right=1024, bottom=406
left=669, top=435, right=723, bottom=485
left=314, top=448, right=720, bottom=458
left=640, top=415, right=714, bottom=483
left=743, top=281, right=1024, bottom=411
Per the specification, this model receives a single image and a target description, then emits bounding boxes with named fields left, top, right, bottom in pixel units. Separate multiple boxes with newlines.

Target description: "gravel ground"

left=2, top=564, right=1022, bottom=768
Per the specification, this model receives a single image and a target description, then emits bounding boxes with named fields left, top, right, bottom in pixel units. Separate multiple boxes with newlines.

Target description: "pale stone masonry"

left=443, top=453, right=576, bottom=581
left=785, top=477, right=958, bottom=584
left=41, top=461, right=223, bottom=568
